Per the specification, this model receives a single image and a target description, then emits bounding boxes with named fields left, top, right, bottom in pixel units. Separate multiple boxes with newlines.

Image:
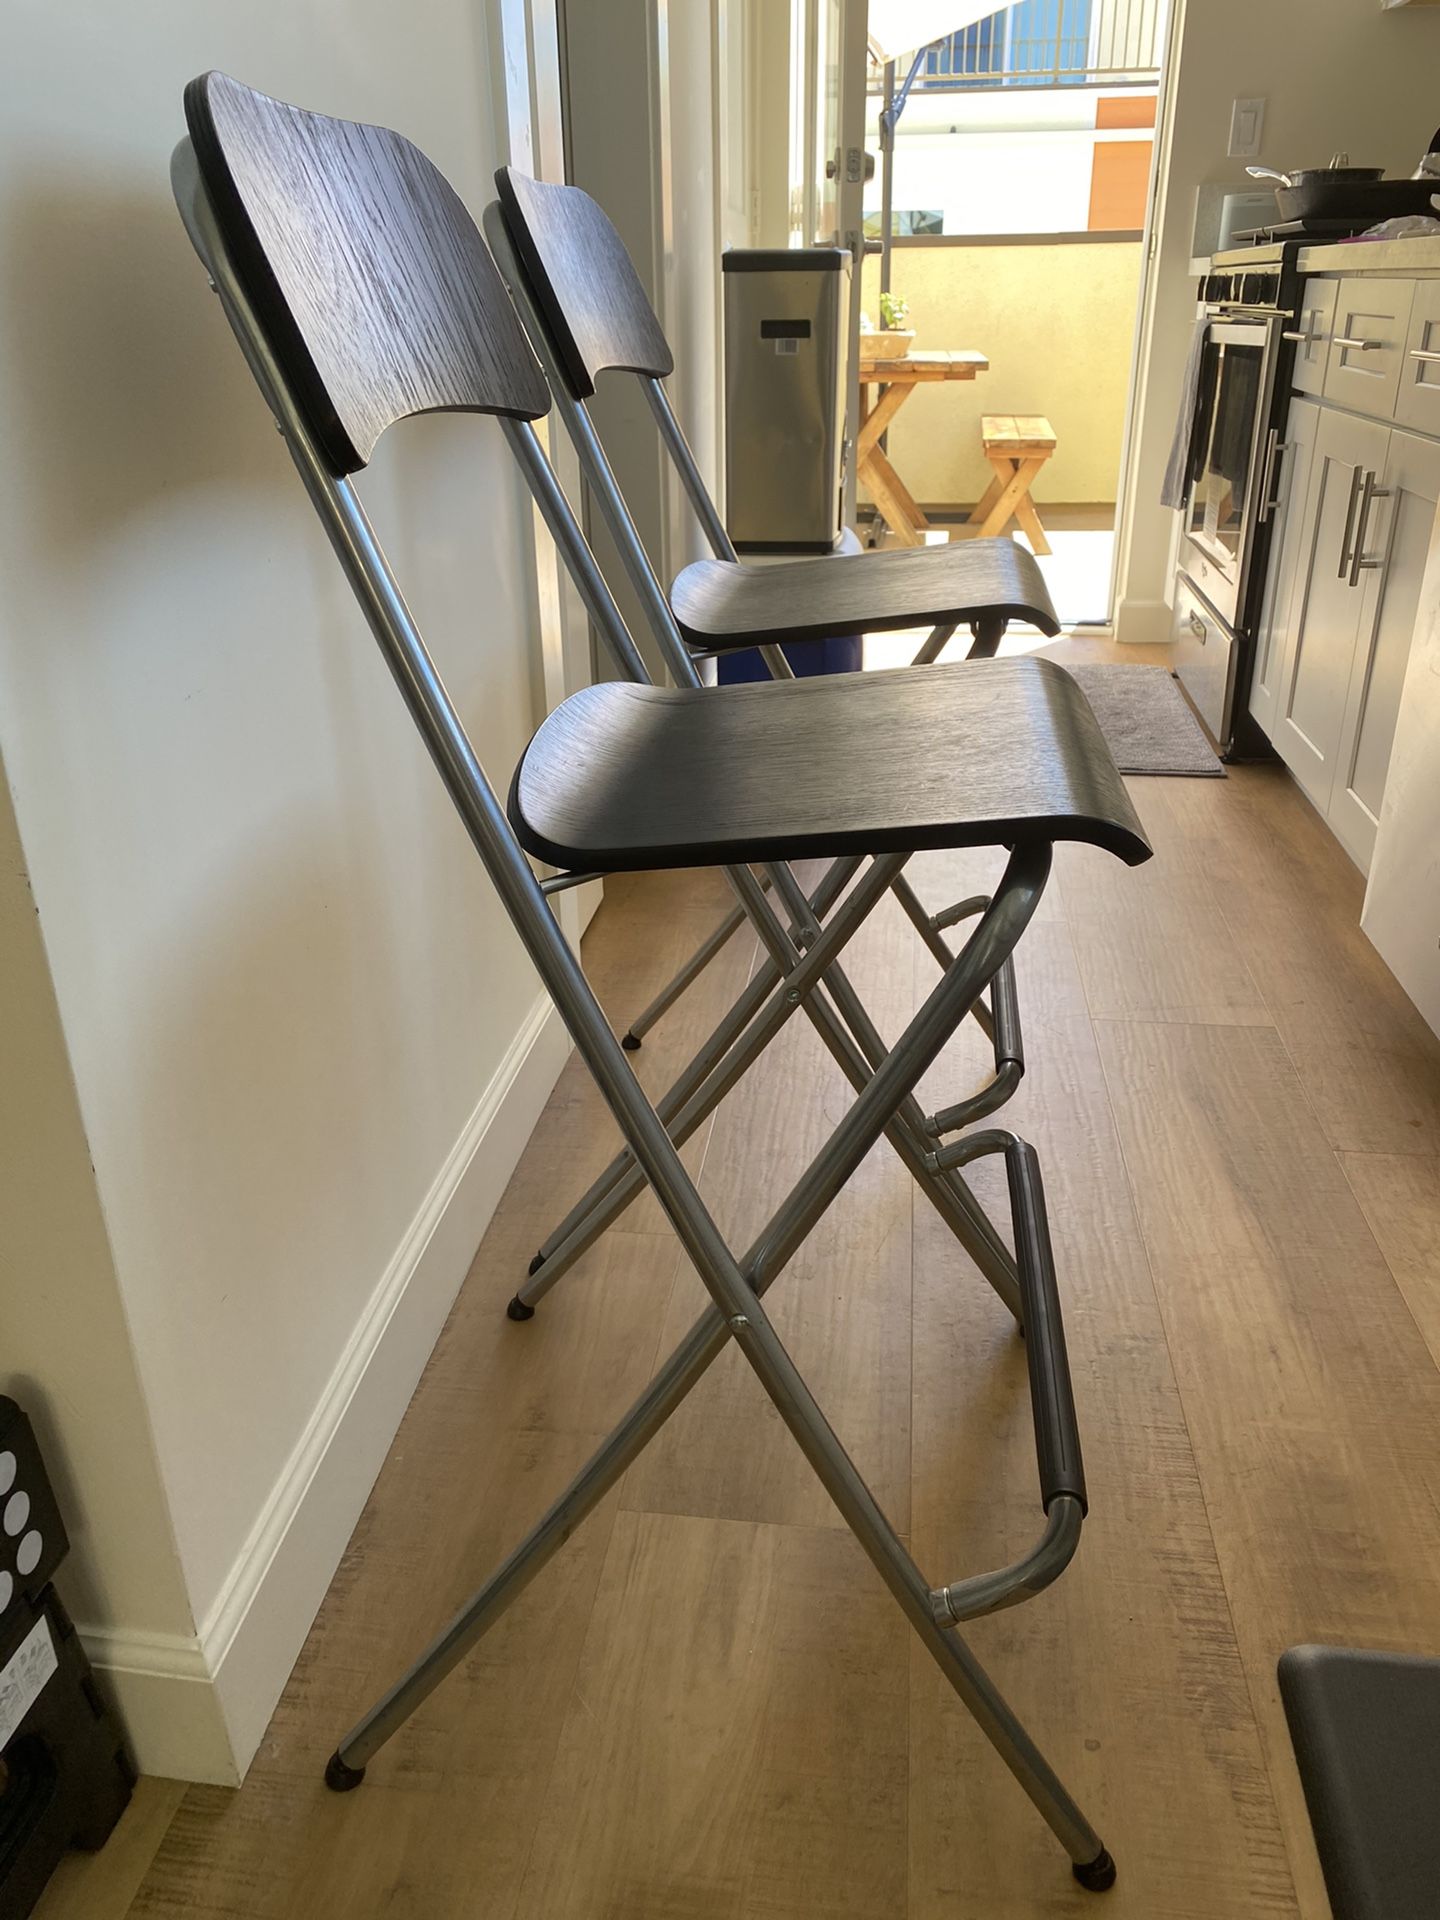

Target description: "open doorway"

left=858, top=0, right=1171, bottom=647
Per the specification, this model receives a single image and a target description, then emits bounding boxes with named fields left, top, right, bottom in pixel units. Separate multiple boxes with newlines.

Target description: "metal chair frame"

left=485, top=202, right=1032, bottom=1319
left=171, top=79, right=1134, bottom=1891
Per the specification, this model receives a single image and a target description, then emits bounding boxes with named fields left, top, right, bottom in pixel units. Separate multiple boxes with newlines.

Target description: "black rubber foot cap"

left=527, top=1250, right=546, bottom=1277
left=621, top=1031, right=642, bottom=1051
left=507, top=1295, right=536, bottom=1322
left=324, top=1752, right=366, bottom=1793
left=1072, top=1849, right=1117, bottom=1892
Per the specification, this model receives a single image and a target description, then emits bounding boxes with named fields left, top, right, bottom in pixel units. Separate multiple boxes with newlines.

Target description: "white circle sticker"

left=0, top=1570, right=11, bottom=1612
left=0, top=1452, right=15, bottom=1496
left=3, top=1491, right=29, bottom=1538
left=16, top=1532, right=42, bottom=1578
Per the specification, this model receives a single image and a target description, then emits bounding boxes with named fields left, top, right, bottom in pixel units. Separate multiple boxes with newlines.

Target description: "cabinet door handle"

left=1348, top=469, right=1393, bottom=588
left=1334, top=335, right=1382, bottom=353
left=1188, top=612, right=1206, bottom=641
left=1281, top=329, right=1309, bottom=343
left=1338, top=463, right=1365, bottom=579
left=1409, top=348, right=1440, bottom=364
left=1257, top=428, right=1290, bottom=526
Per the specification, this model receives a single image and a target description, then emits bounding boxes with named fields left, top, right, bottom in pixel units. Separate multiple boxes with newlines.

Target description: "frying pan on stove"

left=1247, top=160, right=1439, bottom=224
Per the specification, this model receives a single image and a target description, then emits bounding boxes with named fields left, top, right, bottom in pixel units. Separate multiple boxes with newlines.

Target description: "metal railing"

left=870, top=0, right=1166, bottom=91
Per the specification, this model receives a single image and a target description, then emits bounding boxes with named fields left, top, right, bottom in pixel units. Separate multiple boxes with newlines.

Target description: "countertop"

left=1297, top=234, right=1440, bottom=276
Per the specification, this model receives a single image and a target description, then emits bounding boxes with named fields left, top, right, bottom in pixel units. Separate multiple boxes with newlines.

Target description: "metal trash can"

left=722, top=248, right=851, bottom=554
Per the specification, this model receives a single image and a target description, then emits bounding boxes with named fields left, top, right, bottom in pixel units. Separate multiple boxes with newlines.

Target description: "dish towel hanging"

left=1161, top=318, right=1209, bottom=509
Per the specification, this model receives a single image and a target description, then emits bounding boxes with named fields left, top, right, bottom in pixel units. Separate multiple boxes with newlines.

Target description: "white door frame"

left=486, top=0, right=601, bottom=937
left=1110, top=0, right=1186, bottom=639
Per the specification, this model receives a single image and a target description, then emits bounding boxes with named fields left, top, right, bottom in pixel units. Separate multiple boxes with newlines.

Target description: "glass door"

left=1184, top=320, right=1271, bottom=609
left=789, top=0, right=869, bottom=522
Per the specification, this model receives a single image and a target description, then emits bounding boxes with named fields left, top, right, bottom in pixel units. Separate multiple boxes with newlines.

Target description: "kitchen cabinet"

left=1249, top=397, right=1319, bottom=738
left=1269, top=399, right=1440, bottom=871
left=1330, top=428, right=1440, bottom=868
left=1323, top=277, right=1414, bottom=421
left=1362, top=503, right=1440, bottom=1040
left=1289, top=279, right=1337, bottom=398
left=1271, top=408, right=1390, bottom=807
left=1396, top=278, right=1440, bottom=437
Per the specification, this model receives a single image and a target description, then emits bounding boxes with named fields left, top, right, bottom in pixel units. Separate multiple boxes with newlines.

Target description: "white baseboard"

left=81, top=993, right=571, bottom=1784
left=1113, top=596, right=1175, bottom=646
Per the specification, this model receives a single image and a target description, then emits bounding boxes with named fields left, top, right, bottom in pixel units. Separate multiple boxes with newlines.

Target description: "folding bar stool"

left=484, top=175, right=1064, bottom=1316
left=173, top=71, right=1150, bottom=1891
left=488, top=167, right=1063, bottom=1055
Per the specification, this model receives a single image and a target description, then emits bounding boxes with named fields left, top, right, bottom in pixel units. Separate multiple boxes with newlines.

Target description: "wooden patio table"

left=856, top=347, right=989, bottom=546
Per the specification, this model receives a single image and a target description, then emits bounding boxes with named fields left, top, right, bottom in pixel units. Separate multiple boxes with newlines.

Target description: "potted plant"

left=865, top=289, right=915, bottom=361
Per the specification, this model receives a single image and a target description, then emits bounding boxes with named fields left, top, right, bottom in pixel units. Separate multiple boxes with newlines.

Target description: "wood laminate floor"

left=38, top=641, right=1440, bottom=1919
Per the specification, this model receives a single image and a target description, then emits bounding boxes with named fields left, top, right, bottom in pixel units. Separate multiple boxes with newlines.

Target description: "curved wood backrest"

left=495, top=168, right=674, bottom=400
left=184, top=72, right=550, bottom=474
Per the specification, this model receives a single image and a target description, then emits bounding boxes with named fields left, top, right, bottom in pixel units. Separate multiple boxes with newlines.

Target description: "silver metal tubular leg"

left=331, top=850, right=1109, bottom=1873
left=340, top=871, right=1046, bottom=1781
left=517, top=854, right=908, bottom=1309
left=618, top=896, right=751, bottom=1048
left=644, top=376, right=739, bottom=562
left=520, top=854, right=869, bottom=1302
left=910, top=619, right=959, bottom=666
left=731, top=863, right=1023, bottom=1313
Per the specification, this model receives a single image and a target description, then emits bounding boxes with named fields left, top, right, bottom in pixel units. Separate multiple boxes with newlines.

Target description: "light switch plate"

left=1229, top=97, right=1266, bottom=160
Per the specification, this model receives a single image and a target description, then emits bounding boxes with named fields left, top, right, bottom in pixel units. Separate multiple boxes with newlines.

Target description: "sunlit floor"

left=862, top=510, right=1116, bottom=669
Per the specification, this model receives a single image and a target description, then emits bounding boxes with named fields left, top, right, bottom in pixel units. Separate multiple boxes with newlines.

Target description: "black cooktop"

left=1233, top=217, right=1374, bottom=245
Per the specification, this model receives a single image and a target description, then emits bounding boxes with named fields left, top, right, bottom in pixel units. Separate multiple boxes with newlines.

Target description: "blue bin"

left=716, top=631, right=863, bottom=684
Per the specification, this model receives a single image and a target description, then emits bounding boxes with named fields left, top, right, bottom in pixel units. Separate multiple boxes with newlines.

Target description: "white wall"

left=1117, top=0, right=1440, bottom=638
left=0, top=0, right=569, bottom=1778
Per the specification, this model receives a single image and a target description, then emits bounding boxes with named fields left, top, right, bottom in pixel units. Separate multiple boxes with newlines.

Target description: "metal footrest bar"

left=931, top=890, right=992, bottom=934
left=926, top=948, right=1025, bottom=1138
left=890, top=873, right=997, bottom=1047
left=925, top=1129, right=1087, bottom=1625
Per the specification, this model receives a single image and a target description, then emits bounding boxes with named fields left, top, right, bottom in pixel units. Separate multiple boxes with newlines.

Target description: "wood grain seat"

left=669, top=537, right=1059, bottom=650
left=510, top=658, right=1149, bottom=873
left=968, top=415, right=1057, bottom=556
left=983, top=414, right=1058, bottom=456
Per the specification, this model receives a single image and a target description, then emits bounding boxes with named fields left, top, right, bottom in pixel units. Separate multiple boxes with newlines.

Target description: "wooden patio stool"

left=967, top=415, right=1056, bottom=556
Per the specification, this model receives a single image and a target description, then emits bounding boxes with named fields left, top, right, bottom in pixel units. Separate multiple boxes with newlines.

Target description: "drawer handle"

left=1188, top=612, right=1206, bottom=641
left=1409, top=348, right=1440, bottom=365
left=1334, top=335, right=1381, bottom=353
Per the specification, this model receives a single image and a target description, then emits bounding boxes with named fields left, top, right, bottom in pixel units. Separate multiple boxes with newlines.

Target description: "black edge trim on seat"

left=494, top=167, right=597, bottom=401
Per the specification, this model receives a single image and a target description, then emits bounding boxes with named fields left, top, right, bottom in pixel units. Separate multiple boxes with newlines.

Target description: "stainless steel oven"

left=1174, top=248, right=1300, bottom=758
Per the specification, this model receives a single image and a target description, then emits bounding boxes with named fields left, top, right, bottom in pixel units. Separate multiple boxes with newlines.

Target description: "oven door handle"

left=1337, top=463, right=1366, bottom=581
left=1204, top=306, right=1290, bottom=324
